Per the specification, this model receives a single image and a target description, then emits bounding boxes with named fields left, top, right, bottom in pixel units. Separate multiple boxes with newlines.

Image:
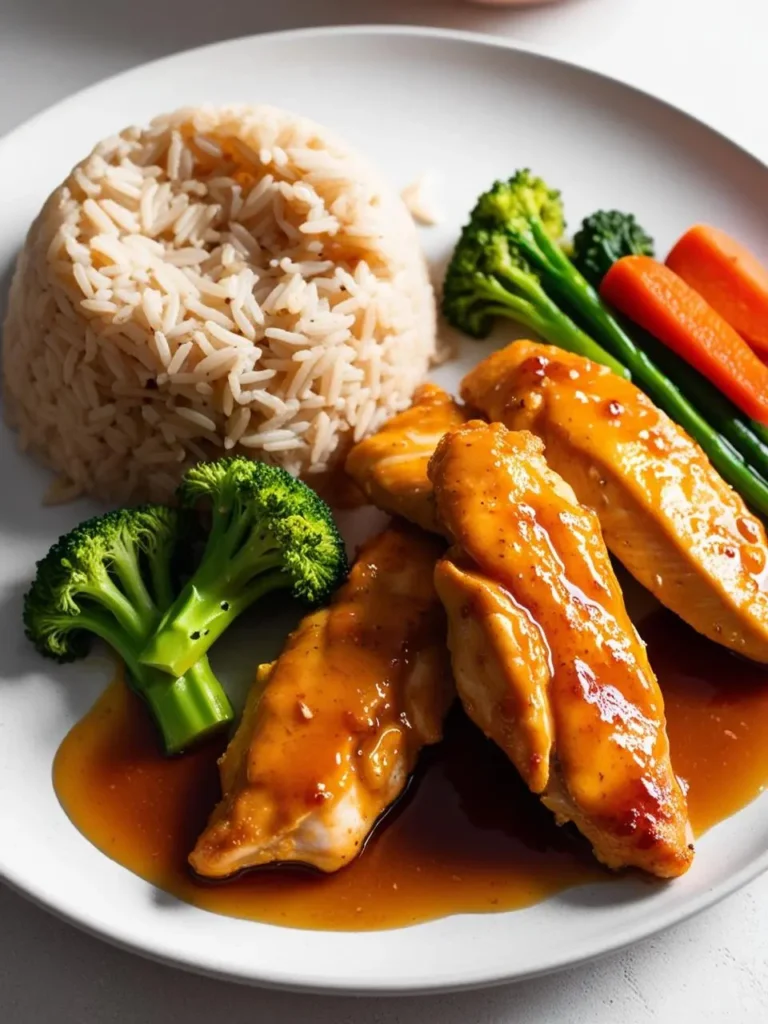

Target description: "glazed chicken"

left=430, top=421, right=693, bottom=878
left=462, top=341, right=768, bottom=664
left=190, top=524, right=454, bottom=879
left=345, top=383, right=469, bottom=533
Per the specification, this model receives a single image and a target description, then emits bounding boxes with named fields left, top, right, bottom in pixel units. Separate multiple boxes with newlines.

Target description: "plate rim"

left=1, top=23, right=766, bottom=169
left=1, top=22, right=767, bottom=995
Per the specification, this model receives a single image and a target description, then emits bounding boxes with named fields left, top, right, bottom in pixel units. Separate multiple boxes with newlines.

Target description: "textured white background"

left=2, top=1, right=768, bottom=1020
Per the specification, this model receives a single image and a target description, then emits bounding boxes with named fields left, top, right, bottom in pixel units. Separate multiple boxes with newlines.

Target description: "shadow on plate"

left=0, top=578, right=43, bottom=682
left=0, top=574, right=117, bottom=748
left=151, top=886, right=187, bottom=911
left=556, top=873, right=657, bottom=910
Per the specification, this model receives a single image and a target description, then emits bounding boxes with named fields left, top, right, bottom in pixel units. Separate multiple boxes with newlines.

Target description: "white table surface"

left=2, top=0, right=768, bottom=1020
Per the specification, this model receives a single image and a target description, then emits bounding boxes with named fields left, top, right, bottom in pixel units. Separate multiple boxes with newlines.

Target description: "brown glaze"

left=647, top=612, right=768, bottom=834
left=53, top=607, right=768, bottom=930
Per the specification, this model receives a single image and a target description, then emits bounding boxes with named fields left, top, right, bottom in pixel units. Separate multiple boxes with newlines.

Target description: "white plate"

left=2, top=24, right=768, bottom=996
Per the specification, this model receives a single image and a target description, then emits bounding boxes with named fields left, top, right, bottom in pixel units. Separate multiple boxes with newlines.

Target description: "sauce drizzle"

left=53, top=609, right=768, bottom=931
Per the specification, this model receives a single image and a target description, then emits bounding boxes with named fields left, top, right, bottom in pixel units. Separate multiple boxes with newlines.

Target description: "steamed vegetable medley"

left=444, top=170, right=768, bottom=517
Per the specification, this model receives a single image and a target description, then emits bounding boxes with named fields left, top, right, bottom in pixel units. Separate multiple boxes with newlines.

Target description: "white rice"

left=401, top=172, right=441, bottom=227
left=2, top=105, right=436, bottom=503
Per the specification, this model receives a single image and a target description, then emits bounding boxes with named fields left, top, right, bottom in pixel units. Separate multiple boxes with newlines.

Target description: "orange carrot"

left=666, top=225, right=768, bottom=358
left=600, top=255, right=768, bottom=426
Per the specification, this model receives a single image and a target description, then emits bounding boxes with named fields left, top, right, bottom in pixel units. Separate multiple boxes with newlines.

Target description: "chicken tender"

left=190, top=524, right=454, bottom=878
left=430, top=420, right=693, bottom=878
left=345, top=383, right=468, bottom=532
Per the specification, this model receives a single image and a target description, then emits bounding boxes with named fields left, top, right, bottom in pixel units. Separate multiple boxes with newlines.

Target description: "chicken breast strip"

left=345, top=383, right=469, bottom=533
left=430, top=421, right=693, bottom=878
left=462, top=340, right=768, bottom=663
left=190, top=523, right=454, bottom=879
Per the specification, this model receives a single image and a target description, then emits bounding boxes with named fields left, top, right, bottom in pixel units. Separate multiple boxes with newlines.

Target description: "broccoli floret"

left=474, top=170, right=566, bottom=245
left=139, top=458, right=348, bottom=678
left=23, top=506, right=233, bottom=754
left=572, top=210, right=655, bottom=288
left=442, top=171, right=629, bottom=377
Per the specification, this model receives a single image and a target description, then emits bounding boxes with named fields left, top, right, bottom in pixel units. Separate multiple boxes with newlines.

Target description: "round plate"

left=2, top=25, right=768, bottom=996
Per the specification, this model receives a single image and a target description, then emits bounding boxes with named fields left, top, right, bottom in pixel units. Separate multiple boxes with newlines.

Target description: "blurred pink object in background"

left=468, top=1, right=560, bottom=6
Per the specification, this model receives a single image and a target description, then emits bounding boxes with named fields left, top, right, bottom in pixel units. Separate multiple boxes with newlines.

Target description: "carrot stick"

left=600, top=255, right=768, bottom=426
left=667, top=224, right=768, bottom=358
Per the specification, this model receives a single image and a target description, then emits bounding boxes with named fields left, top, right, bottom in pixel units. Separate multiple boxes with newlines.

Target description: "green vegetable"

left=139, top=457, right=348, bottom=678
left=442, top=172, right=629, bottom=378
left=573, top=208, right=768, bottom=487
left=444, top=171, right=768, bottom=516
left=572, top=210, right=655, bottom=288
left=23, top=506, right=233, bottom=754
left=637, top=327, right=768, bottom=486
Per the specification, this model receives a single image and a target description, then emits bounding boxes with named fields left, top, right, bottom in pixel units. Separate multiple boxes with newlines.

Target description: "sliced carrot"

left=667, top=225, right=768, bottom=358
left=600, top=255, right=768, bottom=426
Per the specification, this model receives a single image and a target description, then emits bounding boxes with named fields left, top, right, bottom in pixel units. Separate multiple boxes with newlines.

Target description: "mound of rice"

left=2, top=105, right=436, bottom=503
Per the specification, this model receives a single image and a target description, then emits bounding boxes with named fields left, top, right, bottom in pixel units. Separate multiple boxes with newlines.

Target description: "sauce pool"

left=53, top=609, right=768, bottom=931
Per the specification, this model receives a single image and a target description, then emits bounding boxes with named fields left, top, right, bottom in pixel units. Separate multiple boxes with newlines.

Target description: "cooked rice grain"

left=2, top=105, right=435, bottom=502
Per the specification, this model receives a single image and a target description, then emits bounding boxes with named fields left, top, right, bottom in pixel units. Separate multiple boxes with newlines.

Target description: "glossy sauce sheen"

left=54, top=610, right=768, bottom=930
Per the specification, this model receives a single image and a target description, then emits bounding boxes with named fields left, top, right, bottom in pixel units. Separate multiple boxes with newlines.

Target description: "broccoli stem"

left=140, top=570, right=290, bottom=677
left=140, top=526, right=291, bottom=677
left=23, top=505, right=239, bottom=756
left=148, top=549, right=175, bottom=612
left=83, top=575, right=149, bottom=642
left=125, top=656, right=233, bottom=756
left=478, top=274, right=629, bottom=379
left=109, top=539, right=158, bottom=626
left=77, top=607, right=233, bottom=754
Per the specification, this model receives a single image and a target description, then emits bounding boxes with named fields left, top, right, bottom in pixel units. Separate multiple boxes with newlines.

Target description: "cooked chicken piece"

left=435, top=550, right=554, bottom=795
left=190, top=524, right=453, bottom=878
left=462, top=340, right=768, bottom=664
left=345, top=383, right=469, bottom=532
left=430, top=421, right=693, bottom=878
